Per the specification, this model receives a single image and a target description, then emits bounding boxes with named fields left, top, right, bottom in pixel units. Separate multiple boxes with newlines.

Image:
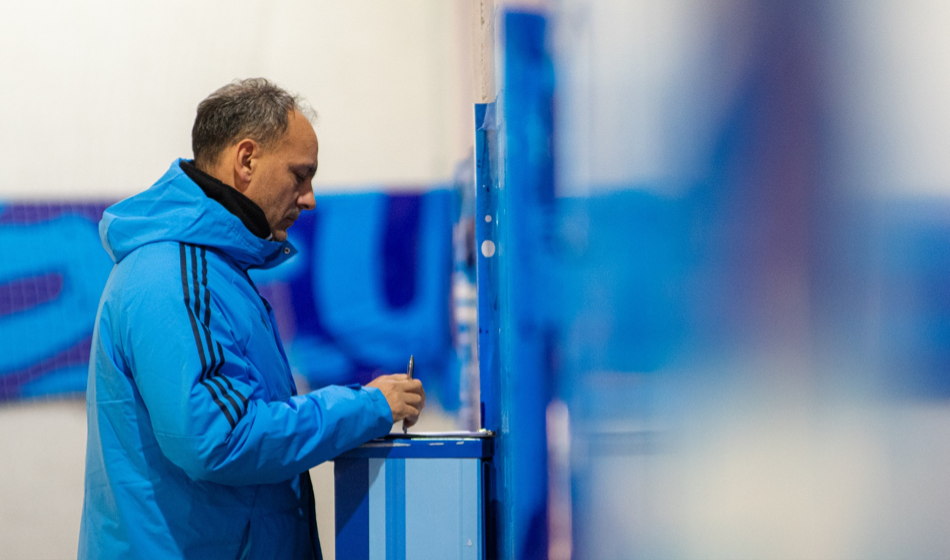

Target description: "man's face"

left=243, top=109, right=319, bottom=242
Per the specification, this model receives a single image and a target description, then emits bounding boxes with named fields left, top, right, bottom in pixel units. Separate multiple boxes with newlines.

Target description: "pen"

left=403, top=355, right=414, bottom=434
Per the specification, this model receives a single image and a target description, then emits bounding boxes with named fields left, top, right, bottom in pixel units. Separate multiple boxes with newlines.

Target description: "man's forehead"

left=282, top=112, right=319, bottom=159
left=288, top=109, right=315, bottom=134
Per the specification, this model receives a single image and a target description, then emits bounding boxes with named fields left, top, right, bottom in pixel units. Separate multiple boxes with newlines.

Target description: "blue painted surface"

left=474, top=101, right=500, bottom=432
left=385, top=459, right=406, bottom=560
left=335, top=458, right=370, bottom=560
left=493, top=10, right=557, bottom=560
left=368, top=459, right=386, bottom=560
left=405, top=459, right=482, bottom=560
left=336, top=456, right=486, bottom=560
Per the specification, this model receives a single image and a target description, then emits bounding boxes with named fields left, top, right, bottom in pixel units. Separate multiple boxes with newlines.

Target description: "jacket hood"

left=100, top=159, right=297, bottom=270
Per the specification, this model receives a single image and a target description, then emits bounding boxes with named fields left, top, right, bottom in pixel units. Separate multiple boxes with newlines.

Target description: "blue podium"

left=334, top=433, right=494, bottom=560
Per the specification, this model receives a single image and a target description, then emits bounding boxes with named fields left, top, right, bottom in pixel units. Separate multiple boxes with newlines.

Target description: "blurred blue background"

left=545, top=1, right=950, bottom=558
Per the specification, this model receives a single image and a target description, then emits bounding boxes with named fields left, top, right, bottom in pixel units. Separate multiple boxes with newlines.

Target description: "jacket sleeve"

left=118, top=245, right=394, bottom=486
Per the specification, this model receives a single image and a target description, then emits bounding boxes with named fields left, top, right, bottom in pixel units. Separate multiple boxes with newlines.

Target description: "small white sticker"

left=485, top=215, right=492, bottom=223
left=481, top=240, right=496, bottom=258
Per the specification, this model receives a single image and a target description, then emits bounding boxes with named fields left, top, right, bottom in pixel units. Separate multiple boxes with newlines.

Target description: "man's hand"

left=366, top=374, right=426, bottom=429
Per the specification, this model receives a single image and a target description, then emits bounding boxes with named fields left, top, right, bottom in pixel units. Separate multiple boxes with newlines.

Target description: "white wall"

left=0, top=2, right=475, bottom=559
left=0, top=0, right=475, bottom=199
left=0, top=401, right=86, bottom=560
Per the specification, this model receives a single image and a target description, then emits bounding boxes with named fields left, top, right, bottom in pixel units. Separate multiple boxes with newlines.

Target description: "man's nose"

left=299, top=188, right=316, bottom=211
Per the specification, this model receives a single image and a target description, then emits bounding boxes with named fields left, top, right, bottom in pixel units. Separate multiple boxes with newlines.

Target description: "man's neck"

left=197, top=160, right=236, bottom=189
left=180, top=160, right=272, bottom=240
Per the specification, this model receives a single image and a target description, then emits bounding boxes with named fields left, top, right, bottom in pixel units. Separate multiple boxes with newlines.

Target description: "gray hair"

left=191, top=78, right=316, bottom=170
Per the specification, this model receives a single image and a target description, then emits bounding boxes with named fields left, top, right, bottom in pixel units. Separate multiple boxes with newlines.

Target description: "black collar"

left=179, top=160, right=272, bottom=239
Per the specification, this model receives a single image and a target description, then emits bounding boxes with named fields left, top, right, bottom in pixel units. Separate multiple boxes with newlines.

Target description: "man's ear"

left=232, top=138, right=258, bottom=193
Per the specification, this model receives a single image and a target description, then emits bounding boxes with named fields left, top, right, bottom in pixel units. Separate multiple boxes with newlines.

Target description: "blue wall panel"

left=0, top=191, right=456, bottom=405
left=485, top=10, right=557, bottom=560
left=0, top=204, right=112, bottom=400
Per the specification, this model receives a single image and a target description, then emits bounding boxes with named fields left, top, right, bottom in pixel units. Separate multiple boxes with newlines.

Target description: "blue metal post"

left=475, top=101, right=500, bottom=433
left=501, top=10, right=556, bottom=560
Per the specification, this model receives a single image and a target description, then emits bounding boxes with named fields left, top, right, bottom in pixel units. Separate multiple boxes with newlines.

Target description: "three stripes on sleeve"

left=179, top=243, right=249, bottom=429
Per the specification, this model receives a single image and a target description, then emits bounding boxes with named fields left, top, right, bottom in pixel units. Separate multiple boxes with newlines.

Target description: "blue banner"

left=0, top=191, right=455, bottom=406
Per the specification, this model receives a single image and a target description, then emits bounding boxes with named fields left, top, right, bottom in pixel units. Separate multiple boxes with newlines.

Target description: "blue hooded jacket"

left=78, top=160, right=394, bottom=560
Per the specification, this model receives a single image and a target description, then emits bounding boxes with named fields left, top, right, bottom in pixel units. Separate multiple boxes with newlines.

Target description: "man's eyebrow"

left=292, top=163, right=318, bottom=175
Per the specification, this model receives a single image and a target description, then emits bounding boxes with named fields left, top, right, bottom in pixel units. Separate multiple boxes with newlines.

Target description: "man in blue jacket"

left=78, top=78, right=425, bottom=560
